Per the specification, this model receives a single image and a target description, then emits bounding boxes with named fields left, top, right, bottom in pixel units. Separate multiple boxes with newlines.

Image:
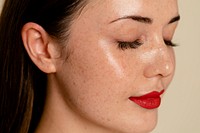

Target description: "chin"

left=113, top=109, right=159, bottom=133
left=133, top=111, right=158, bottom=133
left=110, top=120, right=157, bottom=133
left=130, top=119, right=157, bottom=133
left=137, top=121, right=158, bottom=133
left=121, top=120, right=158, bottom=133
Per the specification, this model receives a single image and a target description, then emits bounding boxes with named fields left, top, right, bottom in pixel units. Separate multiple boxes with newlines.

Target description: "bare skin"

left=22, top=0, right=179, bottom=133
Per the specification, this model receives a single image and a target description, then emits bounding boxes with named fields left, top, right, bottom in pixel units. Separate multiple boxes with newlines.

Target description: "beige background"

left=1, top=0, right=200, bottom=133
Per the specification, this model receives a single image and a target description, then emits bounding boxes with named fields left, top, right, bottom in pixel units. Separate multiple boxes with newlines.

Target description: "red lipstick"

left=129, top=90, right=165, bottom=109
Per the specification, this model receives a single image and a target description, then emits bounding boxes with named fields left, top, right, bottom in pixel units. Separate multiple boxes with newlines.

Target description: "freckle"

left=73, top=81, right=76, bottom=86
left=106, top=118, right=111, bottom=122
left=84, top=126, right=88, bottom=131
left=115, top=100, right=119, bottom=104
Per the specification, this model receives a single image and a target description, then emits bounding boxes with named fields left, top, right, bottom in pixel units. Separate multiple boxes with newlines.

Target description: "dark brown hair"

left=0, top=0, right=86, bottom=132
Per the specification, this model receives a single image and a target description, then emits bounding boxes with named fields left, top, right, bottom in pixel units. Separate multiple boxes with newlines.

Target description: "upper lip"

left=130, top=89, right=165, bottom=99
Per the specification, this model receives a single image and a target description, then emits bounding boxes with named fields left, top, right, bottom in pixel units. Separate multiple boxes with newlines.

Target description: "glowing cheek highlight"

left=99, top=40, right=125, bottom=78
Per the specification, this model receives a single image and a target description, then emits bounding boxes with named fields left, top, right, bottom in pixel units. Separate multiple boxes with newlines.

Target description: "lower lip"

left=129, top=90, right=164, bottom=109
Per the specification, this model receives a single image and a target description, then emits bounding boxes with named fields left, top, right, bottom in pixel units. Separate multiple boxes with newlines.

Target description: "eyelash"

left=118, top=39, right=143, bottom=50
left=164, top=40, right=177, bottom=47
left=118, top=39, right=177, bottom=50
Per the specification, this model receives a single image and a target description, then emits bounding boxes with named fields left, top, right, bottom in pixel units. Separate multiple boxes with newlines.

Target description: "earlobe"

left=21, top=22, right=56, bottom=73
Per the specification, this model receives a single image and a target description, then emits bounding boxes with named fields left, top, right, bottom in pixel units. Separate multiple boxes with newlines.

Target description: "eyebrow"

left=110, top=15, right=180, bottom=24
left=110, top=15, right=153, bottom=24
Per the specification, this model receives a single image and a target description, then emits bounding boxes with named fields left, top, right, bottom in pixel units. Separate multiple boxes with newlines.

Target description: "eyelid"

left=117, top=38, right=177, bottom=50
left=118, top=39, right=143, bottom=50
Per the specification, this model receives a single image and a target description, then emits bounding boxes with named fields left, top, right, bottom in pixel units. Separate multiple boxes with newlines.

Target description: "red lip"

left=129, top=90, right=165, bottom=109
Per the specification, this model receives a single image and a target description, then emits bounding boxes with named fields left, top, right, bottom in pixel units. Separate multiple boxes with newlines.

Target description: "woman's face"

left=54, top=0, right=179, bottom=132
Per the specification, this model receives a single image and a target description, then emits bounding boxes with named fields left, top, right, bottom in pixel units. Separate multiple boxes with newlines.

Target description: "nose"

left=143, top=46, right=175, bottom=78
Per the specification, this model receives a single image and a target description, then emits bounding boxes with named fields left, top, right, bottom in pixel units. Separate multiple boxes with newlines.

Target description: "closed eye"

left=117, top=39, right=177, bottom=50
left=118, top=39, right=143, bottom=50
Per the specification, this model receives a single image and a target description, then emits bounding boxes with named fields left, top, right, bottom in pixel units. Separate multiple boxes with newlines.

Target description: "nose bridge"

left=144, top=36, right=175, bottom=78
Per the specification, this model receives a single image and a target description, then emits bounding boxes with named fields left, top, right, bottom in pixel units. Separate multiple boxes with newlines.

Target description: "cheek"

left=56, top=42, right=131, bottom=128
left=55, top=39, right=157, bottom=132
left=60, top=40, right=128, bottom=109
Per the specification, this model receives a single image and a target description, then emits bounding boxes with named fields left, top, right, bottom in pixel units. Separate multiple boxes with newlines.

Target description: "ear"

left=21, top=22, right=57, bottom=73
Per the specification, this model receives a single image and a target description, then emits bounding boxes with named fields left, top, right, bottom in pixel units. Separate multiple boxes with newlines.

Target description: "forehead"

left=84, top=0, right=178, bottom=24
